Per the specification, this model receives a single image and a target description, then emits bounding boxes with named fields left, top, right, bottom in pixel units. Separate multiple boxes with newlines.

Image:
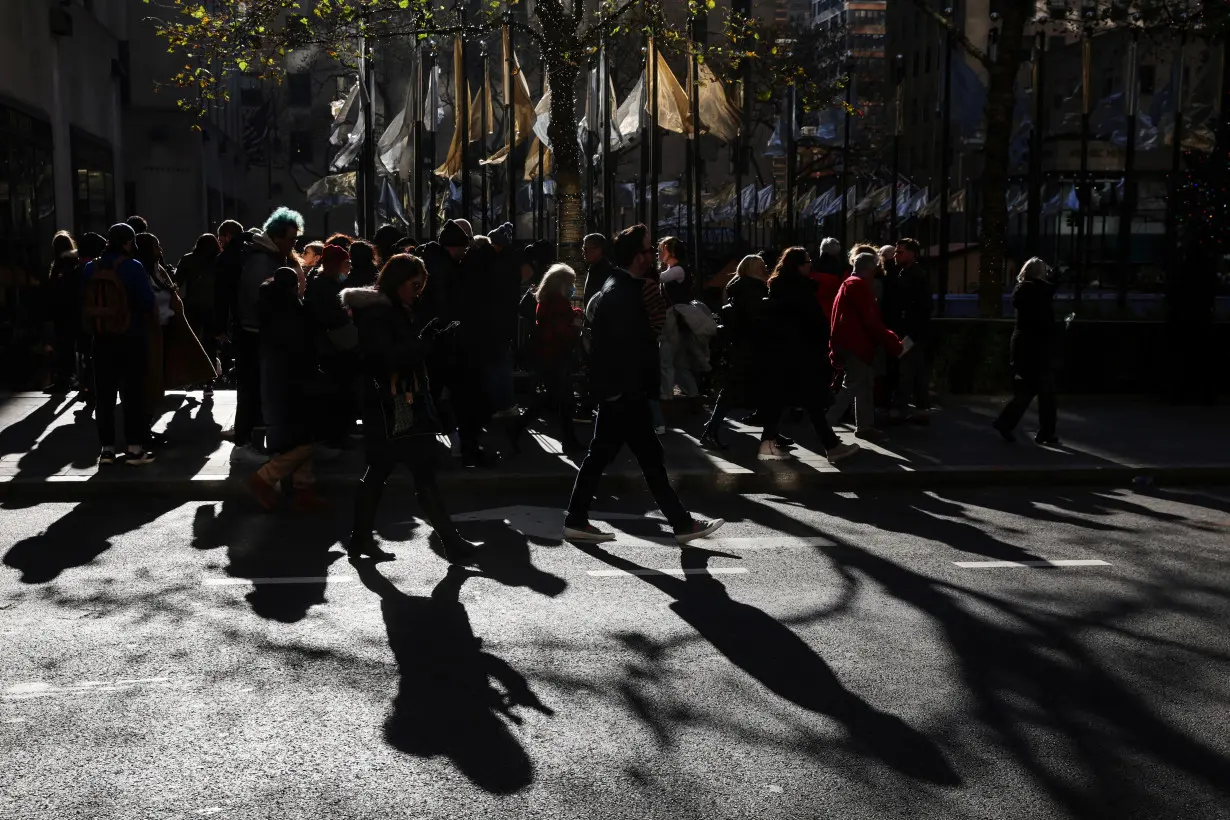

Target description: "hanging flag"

left=697, top=63, right=740, bottom=143
left=423, top=64, right=443, bottom=131
left=306, top=172, right=357, bottom=208
left=855, top=184, right=892, bottom=214
left=435, top=37, right=482, bottom=179
left=756, top=185, right=774, bottom=214
left=613, top=73, right=647, bottom=150
left=329, top=84, right=358, bottom=147
left=524, top=136, right=552, bottom=180
left=377, top=177, right=408, bottom=225
left=948, top=55, right=988, bottom=138
left=764, top=120, right=783, bottom=158
left=533, top=74, right=551, bottom=147
left=650, top=47, right=692, bottom=135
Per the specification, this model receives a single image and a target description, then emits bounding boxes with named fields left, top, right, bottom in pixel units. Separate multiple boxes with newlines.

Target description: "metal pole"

left=1076, top=23, right=1091, bottom=305
left=693, top=10, right=705, bottom=266
left=650, top=35, right=660, bottom=236
left=537, top=54, right=546, bottom=239
left=427, top=44, right=438, bottom=239
left=938, top=20, right=953, bottom=317
left=1166, top=30, right=1187, bottom=285
left=785, top=81, right=796, bottom=245
left=638, top=43, right=649, bottom=226
left=1116, top=27, right=1139, bottom=311
left=503, top=17, right=515, bottom=228
left=480, top=45, right=490, bottom=232
left=586, top=55, right=596, bottom=234
left=1026, top=29, right=1045, bottom=257
left=601, top=26, right=613, bottom=240
left=459, top=8, right=471, bottom=223
left=412, top=44, right=424, bottom=239
left=840, top=55, right=853, bottom=244
left=891, top=53, right=903, bottom=239
left=685, top=17, right=695, bottom=256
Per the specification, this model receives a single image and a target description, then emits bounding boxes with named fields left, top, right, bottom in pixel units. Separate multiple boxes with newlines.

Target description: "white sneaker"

left=675, top=518, right=726, bottom=545
left=563, top=523, right=617, bottom=543
left=757, top=442, right=794, bottom=461
left=826, top=442, right=861, bottom=464
left=229, top=444, right=268, bottom=464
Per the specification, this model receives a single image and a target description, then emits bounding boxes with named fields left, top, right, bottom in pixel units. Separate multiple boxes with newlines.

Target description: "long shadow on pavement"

left=573, top=541, right=961, bottom=786
left=353, top=560, right=554, bottom=795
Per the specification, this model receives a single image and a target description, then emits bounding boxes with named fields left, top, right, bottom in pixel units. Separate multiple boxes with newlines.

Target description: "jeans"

left=995, top=372, right=1057, bottom=438
left=703, top=389, right=733, bottom=434
left=826, top=351, right=876, bottom=433
left=527, top=360, right=576, bottom=442
left=567, top=396, right=692, bottom=531
left=893, top=340, right=930, bottom=411
left=234, top=330, right=264, bottom=447
left=660, top=334, right=699, bottom=400
left=93, top=337, right=149, bottom=450
left=352, top=436, right=466, bottom=547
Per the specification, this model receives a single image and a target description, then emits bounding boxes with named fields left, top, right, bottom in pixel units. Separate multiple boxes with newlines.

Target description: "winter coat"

left=583, top=256, right=614, bottom=305
left=829, top=274, right=903, bottom=366
left=418, top=241, right=458, bottom=325
left=48, top=251, right=81, bottom=339
left=1009, top=278, right=1058, bottom=379
left=174, top=250, right=219, bottom=323
left=341, top=287, right=440, bottom=460
left=215, top=240, right=244, bottom=336
left=587, top=268, right=659, bottom=402
left=717, top=275, right=768, bottom=405
left=258, top=283, right=318, bottom=452
left=757, top=272, right=833, bottom=408
left=534, top=293, right=582, bottom=368
left=303, top=271, right=354, bottom=357
left=458, top=242, right=522, bottom=359
left=893, top=262, right=933, bottom=343
left=809, top=254, right=848, bottom=323
left=237, top=231, right=292, bottom=333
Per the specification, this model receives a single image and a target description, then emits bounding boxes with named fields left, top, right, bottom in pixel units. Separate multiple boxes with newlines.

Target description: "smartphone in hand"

left=901, top=336, right=915, bottom=356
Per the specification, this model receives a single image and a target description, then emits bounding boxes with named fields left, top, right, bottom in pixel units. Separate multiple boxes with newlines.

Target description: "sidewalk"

left=1, top=390, right=1228, bottom=502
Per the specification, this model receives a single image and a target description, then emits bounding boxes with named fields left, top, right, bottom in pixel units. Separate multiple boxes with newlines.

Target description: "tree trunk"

left=977, top=4, right=1030, bottom=318
left=544, top=33, right=584, bottom=271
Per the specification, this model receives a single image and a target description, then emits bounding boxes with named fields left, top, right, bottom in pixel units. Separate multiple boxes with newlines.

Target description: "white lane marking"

left=454, top=506, right=643, bottom=540
left=899, top=448, right=943, bottom=465
left=3, top=677, right=172, bottom=701
left=584, top=536, right=831, bottom=549
left=953, top=559, right=1111, bottom=569
left=202, top=577, right=353, bottom=586
left=587, top=568, right=750, bottom=577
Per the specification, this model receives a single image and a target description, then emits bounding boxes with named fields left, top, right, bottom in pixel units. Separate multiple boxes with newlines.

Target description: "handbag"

left=380, top=371, right=438, bottom=439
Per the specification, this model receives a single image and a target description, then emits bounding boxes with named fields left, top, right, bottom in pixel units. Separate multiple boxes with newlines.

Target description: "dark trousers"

left=92, top=337, right=149, bottom=450
left=352, top=437, right=461, bottom=541
left=995, top=372, right=1057, bottom=438
left=703, top=389, right=734, bottom=434
left=320, top=354, right=359, bottom=442
left=761, top=401, right=841, bottom=450
left=566, top=396, right=691, bottom=530
left=53, top=329, right=77, bottom=386
left=234, top=330, right=263, bottom=447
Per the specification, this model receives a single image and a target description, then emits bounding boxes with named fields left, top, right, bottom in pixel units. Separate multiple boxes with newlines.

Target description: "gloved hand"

left=419, top=318, right=459, bottom=342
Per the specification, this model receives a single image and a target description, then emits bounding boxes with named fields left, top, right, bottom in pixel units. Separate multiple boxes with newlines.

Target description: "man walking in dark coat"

left=890, top=237, right=933, bottom=419
left=563, top=224, right=724, bottom=545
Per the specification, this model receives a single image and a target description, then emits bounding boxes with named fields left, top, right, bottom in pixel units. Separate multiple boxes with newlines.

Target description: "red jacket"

left=809, top=271, right=846, bottom=322
left=829, top=274, right=903, bottom=365
left=534, top=294, right=582, bottom=365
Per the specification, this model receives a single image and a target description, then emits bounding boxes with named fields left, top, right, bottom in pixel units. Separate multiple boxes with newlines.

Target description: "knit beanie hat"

left=488, top=222, right=515, bottom=249
left=438, top=219, right=471, bottom=249
left=321, top=244, right=349, bottom=269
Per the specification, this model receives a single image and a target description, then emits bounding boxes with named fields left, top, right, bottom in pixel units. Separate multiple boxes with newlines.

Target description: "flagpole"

left=1116, top=25, right=1139, bottom=311
left=412, top=42, right=424, bottom=239
left=639, top=40, right=649, bottom=226
left=586, top=53, right=596, bottom=234
left=735, top=0, right=750, bottom=249
left=691, top=10, right=704, bottom=263
left=503, top=15, right=515, bottom=228
left=601, top=25, right=613, bottom=240
left=1076, top=17, right=1092, bottom=306
left=785, top=57, right=797, bottom=245
left=458, top=7, right=471, bottom=223
left=1026, top=28, right=1045, bottom=257
left=938, top=14, right=953, bottom=317
left=891, top=53, right=904, bottom=239
left=1166, top=28, right=1187, bottom=289
left=427, top=42, right=438, bottom=239
left=685, top=16, right=695, bottom=258
left=480, top=42, right=490, bottom=233
left=650, top=35, right=660, bottom=237
left=840, top=52, right=853, bottom=244
left=537, top=53, right=546, bottom=239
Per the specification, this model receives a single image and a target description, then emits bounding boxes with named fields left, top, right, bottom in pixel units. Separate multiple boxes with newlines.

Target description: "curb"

left=3, top=463, right=1229, bottom=503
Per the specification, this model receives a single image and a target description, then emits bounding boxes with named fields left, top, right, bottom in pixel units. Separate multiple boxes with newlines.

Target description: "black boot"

left=415, top=483, right=480, bottom=565
left=349, top=473, right=395, bottom=560
left=699, top=425, right=728, bottom=450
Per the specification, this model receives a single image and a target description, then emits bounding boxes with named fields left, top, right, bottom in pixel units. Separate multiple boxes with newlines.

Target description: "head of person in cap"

left=487, top=222, right=515, bottom=252
left=438, top=219, right=471, bottom=261
left=319, top=244, right=351, bottom=283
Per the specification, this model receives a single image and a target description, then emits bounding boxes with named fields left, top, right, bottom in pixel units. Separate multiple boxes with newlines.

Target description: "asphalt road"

left=2, top=485, right=1229, bottom=820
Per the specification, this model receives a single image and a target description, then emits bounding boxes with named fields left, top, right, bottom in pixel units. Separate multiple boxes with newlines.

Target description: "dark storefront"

left=71, top=128, right=116, bottom=238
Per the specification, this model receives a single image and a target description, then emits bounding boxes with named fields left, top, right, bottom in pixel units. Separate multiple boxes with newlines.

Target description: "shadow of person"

left=201, top=499, right=348, bottom=622
left=353, top=560, right=553, bottom=795
left=576, top=543, right=960, bottom=786
left=0, top=395, right=71, bottom=457
left=3, top=498, right=179, bottom=584
left=461, top=520, right=568, bottom=598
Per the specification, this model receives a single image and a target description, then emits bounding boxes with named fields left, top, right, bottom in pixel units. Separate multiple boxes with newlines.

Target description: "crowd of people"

left=33, top=206, right=1066, bottom=558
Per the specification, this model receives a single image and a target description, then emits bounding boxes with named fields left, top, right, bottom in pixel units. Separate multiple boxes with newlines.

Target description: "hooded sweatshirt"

left=81, top=251, right=156, bottom=342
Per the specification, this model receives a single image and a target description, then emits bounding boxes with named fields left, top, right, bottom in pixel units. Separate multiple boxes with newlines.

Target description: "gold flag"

left=435, top=36, right=483, bottom=179
left=649, top=39, right=692, bottom=135
left=524, top=136, right=553, bottom=180
left=698, top=63, right=740, bottom=142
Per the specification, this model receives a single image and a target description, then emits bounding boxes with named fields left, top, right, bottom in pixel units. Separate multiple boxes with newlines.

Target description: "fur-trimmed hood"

left=340, top=287, right=390, bottom=311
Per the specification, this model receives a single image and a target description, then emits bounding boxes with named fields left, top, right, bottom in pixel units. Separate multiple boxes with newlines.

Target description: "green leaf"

left=237, top=59, right=249, bottom=71
left=399, top=0, right=410, bottom=7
